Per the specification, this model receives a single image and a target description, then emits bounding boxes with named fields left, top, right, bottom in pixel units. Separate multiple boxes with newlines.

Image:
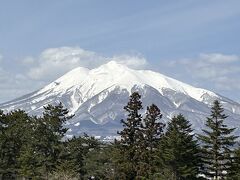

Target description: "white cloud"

left=0, top=49, right=239, bottom=102
left=170, top=53, right=240, bottom=91
left=214, top=76, right=240, bottom=91
left=0, top=68, right=42, bottom=102
left=0, top=46, right=148, bottom=102
left=111, top=54, right=147, bottom=68
left=26, top=47, right=103, bottom=80
left=199, top=53, right=239, bottom=64
left=26, top=46, right=148, bottom=80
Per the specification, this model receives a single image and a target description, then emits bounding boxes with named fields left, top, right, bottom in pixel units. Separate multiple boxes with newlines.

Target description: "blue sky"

left=0, top=0, right=240, bottom=102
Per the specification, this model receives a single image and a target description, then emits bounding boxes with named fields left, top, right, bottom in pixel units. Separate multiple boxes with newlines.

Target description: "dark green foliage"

left=160, top=114, right=200, bottom=180
left=17, top=116, right=46, bottom=179
left=198, top=100, right=238, bottom=179
left=0, top=103, right=74, bottom=179
left=0, top=110, right=31, bottom=179
left=139, top=104, right=165, bottom=178
left=57, top=134, right=101, bottom=179
left=40, top=103, right=72, bottom=173
left=226, top=146, right=240, bottom=179
left=83, top=144, right=116, bottom=179
left=118, top=92, right=143, bottom=146
left=117, top=92, right=143, bottom=179
left=19, top=103, right=73, bottom=178
left=1, top=95, right=240, bottom=180
left=107, top=141, right=130, bottom=179
left=142, top=104, right=164, bottom=152
left=0, top=103, right=105, bottom=179
left=42, top=102, right=72, bottom=137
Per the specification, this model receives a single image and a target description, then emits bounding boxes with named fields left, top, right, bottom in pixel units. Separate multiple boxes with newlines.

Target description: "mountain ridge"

left=1, top=61, right=240, bottom=136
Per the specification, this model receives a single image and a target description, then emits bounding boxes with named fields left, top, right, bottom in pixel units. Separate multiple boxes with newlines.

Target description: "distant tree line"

left=0, top=92, right=239, bottom=180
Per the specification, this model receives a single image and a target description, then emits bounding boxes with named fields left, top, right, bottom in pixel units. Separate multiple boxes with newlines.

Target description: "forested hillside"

left=0, top=92, right=239, bottom=180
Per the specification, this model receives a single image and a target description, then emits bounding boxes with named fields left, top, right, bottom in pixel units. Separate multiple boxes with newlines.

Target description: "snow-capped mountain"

left=1, top=61, right=240, bottom=137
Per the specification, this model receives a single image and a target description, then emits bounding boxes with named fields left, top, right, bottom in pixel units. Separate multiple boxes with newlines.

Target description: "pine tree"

left=17, top=115, right=47, bottom=179
left=109, top=141, right=129, bottom=179
left=40, top=103, right=72, bottom=176
left=116, top=92, right=143, bottom=179
left=160, top=114, right=200, bottom=180
left=17, top=139, right=45, bottom=179
left=142, top=104, right=164, bottom=152
left=138, top=104, right=165, bottom=178
left=83, top=144, right=115, bottom=180
left=42, top=102, right=71, bottom=138
left=0, top=110, right=30, bottom=179
left=227, top=146, right=240, bottom=180
left=57, top=138, right=84, bottom=178
left=18, top=103, right=73, bottom=179
left=198, top=100, right=238, bottom=179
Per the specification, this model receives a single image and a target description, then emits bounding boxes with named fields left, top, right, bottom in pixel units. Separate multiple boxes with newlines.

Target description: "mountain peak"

left=1, top=61, right=240, bottom=136
left=34, top=61, right=218, bottom=103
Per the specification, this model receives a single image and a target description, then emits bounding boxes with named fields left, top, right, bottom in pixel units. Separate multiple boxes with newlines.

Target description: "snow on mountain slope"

left=1, top=61, right=240, bottom=136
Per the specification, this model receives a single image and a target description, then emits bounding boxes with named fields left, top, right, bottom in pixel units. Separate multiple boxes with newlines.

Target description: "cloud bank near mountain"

left=0, top=47, right=239, bottom=103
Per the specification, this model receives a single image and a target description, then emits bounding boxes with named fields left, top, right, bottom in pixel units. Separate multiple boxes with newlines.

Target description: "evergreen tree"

left=116, top=92, right=143, bottom=179
left=61, top=135, right=100, bottom=178
left=0, top=110, right=30, bottom=179
left=198, top=100, right=238, bottom=179
left=160, top=114, right=200, bottom=180
left=17, top=116, right=45, bottom=179
left=83, top=144, right=115, bottom=180
left=227, top=146, right=240, bottom=180
left=57, top=138, right=84, bottom=178
left=40, top=103, right=72, bottom=176
left=142, top=104, right=164, bottom=152
left=18, top=103, right=73, bottom=179
left=138, top=104, right=165, bottom=178
left=42, top=102, right=71, bottom=138
left=109, top=141, right=130, bottom=179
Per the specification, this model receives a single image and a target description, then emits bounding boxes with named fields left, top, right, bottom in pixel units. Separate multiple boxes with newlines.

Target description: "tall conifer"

left=198, top=100, right=238, bottom=179
left=18, top=103, right=73, bottom=178
left=160, top=114, right=200, bottom=180
left=0, top=110, right=30, bottom=179
left=117, top=92, right=143, bottom=179
left=139, top=104, right=165, bottom=178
